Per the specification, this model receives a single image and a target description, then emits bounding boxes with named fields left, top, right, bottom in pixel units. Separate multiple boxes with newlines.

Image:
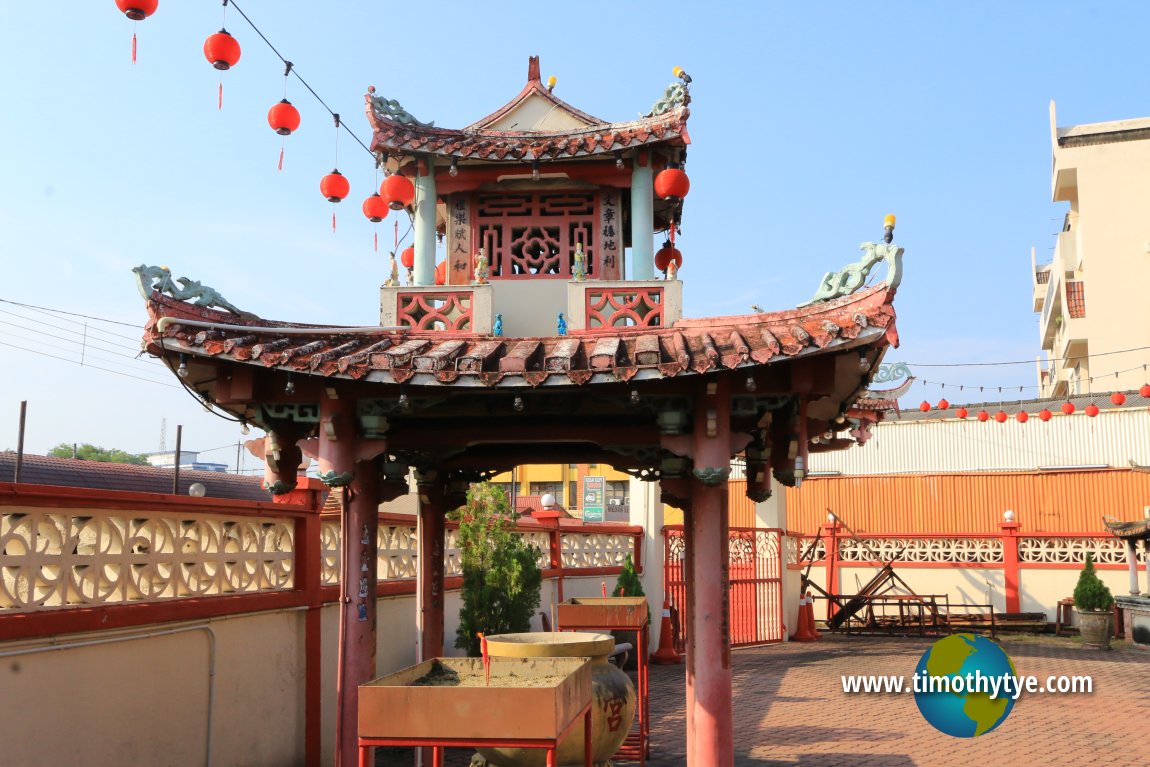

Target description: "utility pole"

left=172, top=424, right=182, bottom=495
left=14, top=401, right=26, bottom=483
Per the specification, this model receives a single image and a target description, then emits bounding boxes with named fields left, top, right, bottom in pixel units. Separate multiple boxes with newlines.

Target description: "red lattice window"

left=586, top=288, right=664, bottom=329
left=476, top=191, right=597, bottom=279
left=396, top=291, right=473, bottom=331
left=1066, top=281, right=1086, bottom=319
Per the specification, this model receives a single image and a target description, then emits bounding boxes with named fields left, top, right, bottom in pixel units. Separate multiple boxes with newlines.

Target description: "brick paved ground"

left=378, top=635, right=1150, bottom=767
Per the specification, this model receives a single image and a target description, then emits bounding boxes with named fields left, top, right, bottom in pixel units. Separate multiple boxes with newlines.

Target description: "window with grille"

left=475, top=191, right=597, bottom=278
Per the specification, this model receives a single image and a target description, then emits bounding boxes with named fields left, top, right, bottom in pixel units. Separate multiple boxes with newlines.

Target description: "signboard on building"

left=582, top=476, right=605, bottom=522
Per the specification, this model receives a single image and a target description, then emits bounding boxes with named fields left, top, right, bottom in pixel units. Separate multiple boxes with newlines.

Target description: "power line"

left=0, top=297, right=141, bottom=332
left=0, top=340, right=179, bottom=389
left=226, top=0, right=375, bottom=159
left=0, top=314, right=163, bottom=367
left=905, top=344, right=1150, bottom=368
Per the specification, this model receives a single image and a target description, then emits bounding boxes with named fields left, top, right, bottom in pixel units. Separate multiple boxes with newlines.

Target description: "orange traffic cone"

left=652, top=599, right=682, bottom=664
left=805, top=591, right=823, bottom=640
left=791, top=595, right=817, bottom=642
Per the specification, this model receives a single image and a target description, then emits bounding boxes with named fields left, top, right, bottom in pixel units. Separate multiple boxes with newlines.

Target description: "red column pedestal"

left=823, top=521, right=841, bottom=619
left=1000, top=520, right=1021, bottom=614
left=686, top=478, right=733, bottom=767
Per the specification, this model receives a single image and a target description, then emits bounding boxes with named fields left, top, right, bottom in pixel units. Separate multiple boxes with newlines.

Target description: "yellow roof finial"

left=546, top=75, right=556, bottom=92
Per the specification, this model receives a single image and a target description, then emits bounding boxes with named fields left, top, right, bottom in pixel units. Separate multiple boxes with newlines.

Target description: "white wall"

left=1, top=611, right=306, bottom=767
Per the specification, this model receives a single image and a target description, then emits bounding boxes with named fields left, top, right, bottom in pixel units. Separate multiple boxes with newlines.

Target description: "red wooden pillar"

left=417, top=477, right=448, bottom=661
left=1000, top=516, right=1021, bottom=614
left=296, top=489, right=325, bottom=767
left=684, top=378, right=734, bottom=767
left=687, top=478, right=732, bottom=767
left=317, top=394, right=384, bottom=767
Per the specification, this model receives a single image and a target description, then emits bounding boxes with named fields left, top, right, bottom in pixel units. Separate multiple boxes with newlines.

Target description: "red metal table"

left=556, top=597, right=650, bottom=765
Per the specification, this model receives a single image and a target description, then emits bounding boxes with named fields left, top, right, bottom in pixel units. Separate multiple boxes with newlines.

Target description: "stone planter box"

left=359, top=656, right=592, bottom=741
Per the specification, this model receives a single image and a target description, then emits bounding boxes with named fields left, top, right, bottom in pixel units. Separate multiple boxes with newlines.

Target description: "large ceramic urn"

left=478, top=632, right=636, bottom=767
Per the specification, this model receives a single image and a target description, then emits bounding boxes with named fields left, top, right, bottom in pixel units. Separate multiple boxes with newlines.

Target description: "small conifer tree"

left=1073, top=553, right=1114, bottom=612
left=451, top=483, right=542, bottom=656
left=612, top=554, right=650, bottom=624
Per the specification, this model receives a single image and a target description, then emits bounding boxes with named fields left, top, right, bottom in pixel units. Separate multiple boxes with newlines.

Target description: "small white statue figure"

left=666, top=258, right=678, bottom=281
left=572, top=243, right=587, bottom=282
left=384, top=253, right=400, bottom=286
left=473, top=247, right=489, bottom=285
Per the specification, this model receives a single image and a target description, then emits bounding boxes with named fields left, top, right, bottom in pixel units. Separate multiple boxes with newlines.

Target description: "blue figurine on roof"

left=557, top=312, right=567, bottom=335
left=494, top=313, right=504, bottom=337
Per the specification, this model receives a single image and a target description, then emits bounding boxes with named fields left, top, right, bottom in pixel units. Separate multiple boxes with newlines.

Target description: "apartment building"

left=1034, top=102, right=1150, bottom=397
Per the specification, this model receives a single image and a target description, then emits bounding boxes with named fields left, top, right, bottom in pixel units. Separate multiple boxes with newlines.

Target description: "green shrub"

left=613, top=554, right=650, bottom=624
left=1073, top=553, right=1114, bottom=612
left=451, top=483, right=542, bottom=656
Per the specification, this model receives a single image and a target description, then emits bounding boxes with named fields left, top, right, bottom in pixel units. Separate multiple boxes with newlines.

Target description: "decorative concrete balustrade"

left=0, top=481, right=641, bottom=627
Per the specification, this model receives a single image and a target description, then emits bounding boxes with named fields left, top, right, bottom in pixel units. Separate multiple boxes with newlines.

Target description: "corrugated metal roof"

left=809, top=403, right=1150, bottom=475
left=0, top=453, right=268, bottom=501
left=785, top=468, right=1150, bottom=535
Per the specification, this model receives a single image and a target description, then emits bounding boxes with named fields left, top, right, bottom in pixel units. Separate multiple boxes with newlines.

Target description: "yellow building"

left=1034, top=102, right=1150, bottom=397
left=490, top=463, right=633, bottom=520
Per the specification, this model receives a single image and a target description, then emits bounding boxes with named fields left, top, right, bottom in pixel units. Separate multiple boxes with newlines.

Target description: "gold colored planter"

left=479, top=632, right=637, bottom=767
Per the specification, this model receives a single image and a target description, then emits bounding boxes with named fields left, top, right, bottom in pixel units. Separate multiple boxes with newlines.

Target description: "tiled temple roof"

left=143, top=285, right=897, bottom=389
left=366, top=109, right=690, bottom=163
left=365, top=57, right=689, bottom=162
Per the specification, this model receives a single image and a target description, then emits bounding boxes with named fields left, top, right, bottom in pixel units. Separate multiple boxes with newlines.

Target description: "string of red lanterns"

left=915, top=386, right=1150, bottom=423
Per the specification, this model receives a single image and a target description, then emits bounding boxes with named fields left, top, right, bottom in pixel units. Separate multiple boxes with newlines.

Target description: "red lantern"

left=918, top=401, right=931, bottom=412
left=268, top=99, right=300, bottom=135
left=434, top=260, right=447, bottom=286
left=955, top=407, right=968, bottom=419
left=400, top=246, right=415, bottom=269
left=1111, top=392, right=1127, bottom=406
left=654, top=167, right=690, bottom=200
left=381, top=174, right=416, bottom=211
left=116, top=0, right=158, bottom=20
left=362, top=193, right=388, bottom=223
left=1061, top=402, right=1075, bottom=415
left=937, top=398, right=950, bottom=410
left=203, top=29, right=241, bottom=70
left=320, top=170, right=350, bottom=203
left=977, top=410, right=990, bottom=422
left=1141, top=384, right=1150, bottom=398
left=1038, top=408, right=1052, bottom=422
left=1016, top=411, right=1029, bottom=423
left=1085, top=403, right=1100, bottom=417
left=654, top=241, right=683, bottom=273
left=994, top=410, right=1008, bottom=423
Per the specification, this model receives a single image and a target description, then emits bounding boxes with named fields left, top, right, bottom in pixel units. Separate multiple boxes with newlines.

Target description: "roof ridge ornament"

left=647, top=66, right=692, bottom=117
left=799, top=241, right=904, bottom=306
left=366, top=86, right=433, bottom=128
left=132, top=264, right=249, bottom=316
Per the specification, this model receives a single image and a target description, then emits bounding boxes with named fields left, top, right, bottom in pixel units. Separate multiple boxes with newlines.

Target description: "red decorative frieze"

left=586, top=287, right=664, bottom=329
left=395, top=291, right=473, bottom=332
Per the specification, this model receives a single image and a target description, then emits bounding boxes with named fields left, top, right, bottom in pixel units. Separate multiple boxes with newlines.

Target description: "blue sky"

left=1, top=2, right=1147, bottom=468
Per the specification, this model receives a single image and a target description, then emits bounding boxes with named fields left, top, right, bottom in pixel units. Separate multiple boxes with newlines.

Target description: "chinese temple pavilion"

left=140, top=57, right=903, bottom=767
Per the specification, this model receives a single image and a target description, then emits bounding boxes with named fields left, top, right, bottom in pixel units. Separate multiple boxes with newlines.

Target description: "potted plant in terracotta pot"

left=1073, top=553, right=1115, bottom=650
